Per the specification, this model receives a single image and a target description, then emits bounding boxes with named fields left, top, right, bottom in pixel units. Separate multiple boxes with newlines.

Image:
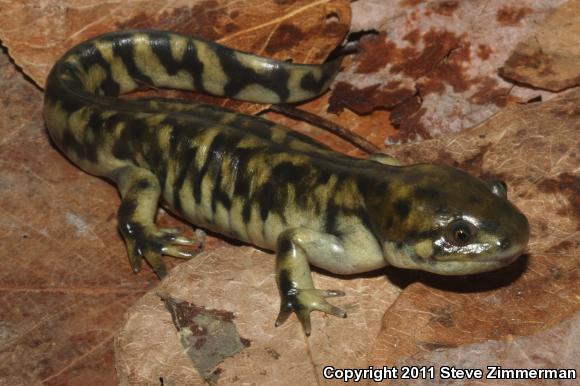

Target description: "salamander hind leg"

left=275, top=228, right=347, bottom=336
left=114, top=167, right=198, bottom=278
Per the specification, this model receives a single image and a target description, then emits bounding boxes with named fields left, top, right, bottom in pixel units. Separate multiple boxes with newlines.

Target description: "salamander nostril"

left=499, top=238, right=510, bottom=250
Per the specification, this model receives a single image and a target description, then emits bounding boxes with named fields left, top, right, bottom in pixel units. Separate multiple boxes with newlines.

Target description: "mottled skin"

left=44, top=30, right=530, bottom=335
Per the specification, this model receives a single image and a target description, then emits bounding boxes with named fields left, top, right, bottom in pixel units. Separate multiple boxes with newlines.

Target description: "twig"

left=266, top=104, right=380, bottom=154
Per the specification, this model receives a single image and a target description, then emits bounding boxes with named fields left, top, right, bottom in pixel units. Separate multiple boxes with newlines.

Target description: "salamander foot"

left=275, top=288, right=346, bottom=336
left=119, top=223, right=200, bottom=278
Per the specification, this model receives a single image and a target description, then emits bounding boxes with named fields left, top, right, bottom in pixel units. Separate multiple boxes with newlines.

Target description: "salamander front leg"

left=275, top=228, right=347, bottom=336
left=114, top=167, right=198, bottom=278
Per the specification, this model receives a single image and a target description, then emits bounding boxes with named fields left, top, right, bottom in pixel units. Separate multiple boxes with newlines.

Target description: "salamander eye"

left=446, top=220, right=475, bottom=246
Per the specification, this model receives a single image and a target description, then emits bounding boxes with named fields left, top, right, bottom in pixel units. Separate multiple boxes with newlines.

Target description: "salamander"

left=43, top=30, right=530, bottom=335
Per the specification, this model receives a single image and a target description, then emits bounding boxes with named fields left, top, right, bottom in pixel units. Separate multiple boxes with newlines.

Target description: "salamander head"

left=373, top=164, right=529, bottom=275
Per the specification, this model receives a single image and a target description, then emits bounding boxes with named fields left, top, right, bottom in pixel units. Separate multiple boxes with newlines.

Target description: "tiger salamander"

left=44, top=30, right=530, bottom=335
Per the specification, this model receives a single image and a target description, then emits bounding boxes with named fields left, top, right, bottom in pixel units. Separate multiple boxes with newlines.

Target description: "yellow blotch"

left=245, top=156, right=272, bottom=192
left=287, top=67, right=321, bottom=102
left=263, top=212, right=284, bottom=248
left=132, top=34, right=193, bottom=89
left=213, top=203, right=231, bottom=233
left=235, top=83, right=280, bottom=103
left=200, top=168, right=220, bottom=223
left=270, top=125, right=289, bottom=143
left=193, top=40, right=228, bottom=96
left=64, top=55, right=80, bottom=66
left=144, top=113, right=168, bottom=127
left=236, top=136, right=264, bottom=149
left=246, top=205, right=265, bottom=245
left=414, top=240, right=434, bottom=260
left=389, top=181, right=412, bottom=199
left=63, top=55, right=83, bottom=78
left=234, top=52, right=274, bottom=75
left=134, top=152, right=148, bottom=169
left=229, top=198, right=249, bottom=241
left=178, top=174, right=197, bottom=219
left=157, top=124, right=173, bottom=151
left=311, top=174, right=338, bottom=208
left=169, top=34, right=188, bottom=62
left=100, top=119, right=126, bottom=155
left=333, top=178, right=363, bottom=209
left=94, top=39, right=137, bottom=93
left=85, top=64, right=107, bottom=93
left=219, top=153, right=237, bottom=194
left=272, top=152, right=309, bottom=165
left=98, top=120, right=131, bottom=169
left=216, top=111, right=239, bottom=126
left=67, top=107, right=92, bottom=142
left=193, top=128, right=220, bottom=168
left=44, top=101, right=68, bottom=138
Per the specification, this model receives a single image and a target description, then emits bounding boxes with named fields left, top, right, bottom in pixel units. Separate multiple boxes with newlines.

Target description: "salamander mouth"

left=475, top=244, right=528, bottom=264
left=384, top=241, right=526, bottom=276
left=426, top=252, right=523, bottom=275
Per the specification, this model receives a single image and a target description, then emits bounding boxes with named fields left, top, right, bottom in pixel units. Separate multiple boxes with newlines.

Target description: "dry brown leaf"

left=115, top=246, right=399, bottom=385
left=327, top=0, right=567, bottom=142
left=390, top=311, right=580, bottom=385
left=501, top=0, right=580, bottom=92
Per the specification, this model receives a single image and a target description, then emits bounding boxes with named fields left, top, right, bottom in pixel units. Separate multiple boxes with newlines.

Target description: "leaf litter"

left=0, top=0, right=578, bottom=384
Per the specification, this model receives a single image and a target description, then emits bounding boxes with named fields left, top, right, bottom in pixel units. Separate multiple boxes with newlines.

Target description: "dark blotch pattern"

left=414, top=186, right=440, bottom=200
left=118, top=197, right=138, bottom=227
left=191, top=132, right=228, bottom=204
left=277, top=268, right=303, bottom=312
left=109, top=33, right=155, bottom=87
left=170, top=124, right=197, bottom=213
left=300, top=60, right=339, bottom=94
left=148, top=32, right=182, bottom=75
left=257, top=183, right=276, bottom=221
left=182, top=39, right=206, bottom=92
left=394, top=199, right=411, bottom=220
left=77, top=43, right=120, bottom=96
left=217, top=45, right=291, bottom=102
left=271, top=162, right=310, bottom=185
left=324, top=201, right=339, bottom=235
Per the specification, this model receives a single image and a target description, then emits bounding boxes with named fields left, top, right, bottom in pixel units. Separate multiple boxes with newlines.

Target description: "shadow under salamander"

left=384, top=253, right=529, bottom=293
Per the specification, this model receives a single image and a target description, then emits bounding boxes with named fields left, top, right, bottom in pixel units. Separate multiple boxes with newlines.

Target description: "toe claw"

left=329, top=305, right=347, bottom=318
left=297, top=310, right=312, bottom=336
left=128, top=246, right=143, bottom=273
left=275, top=306, right=292, bottom=327
left=145, top=251, right=168, bottom=279
left=171, top=235, right=197, bottom=246
left=161, top=245, right=198, bottom=259
left=276, top=287, right=346, bottom=336
left=321, top=289, right=345, bottom=298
